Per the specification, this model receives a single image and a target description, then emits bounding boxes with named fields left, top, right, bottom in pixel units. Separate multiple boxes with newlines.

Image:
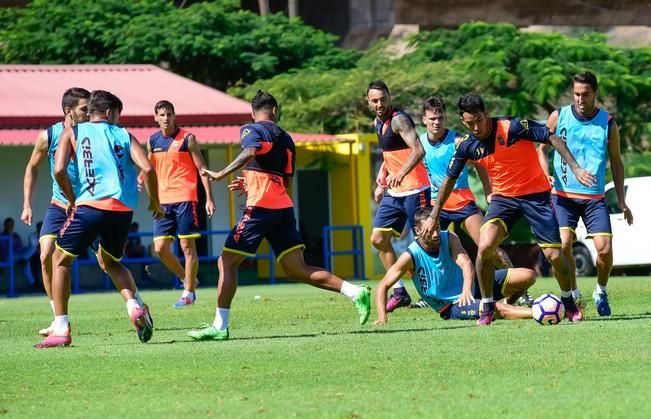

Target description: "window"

left=605, top=186, right=627, bottom=214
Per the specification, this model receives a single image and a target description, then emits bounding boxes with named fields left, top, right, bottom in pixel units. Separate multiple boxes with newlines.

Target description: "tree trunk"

left=258, top=0, right=270, bottom=15
left=288, top=0, right=298, bottom=18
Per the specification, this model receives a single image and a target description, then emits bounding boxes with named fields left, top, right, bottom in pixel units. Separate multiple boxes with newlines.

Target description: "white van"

left=573, top=176, right=651, bottom=276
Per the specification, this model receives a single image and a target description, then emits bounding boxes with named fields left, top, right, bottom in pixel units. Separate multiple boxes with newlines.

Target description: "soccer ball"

left=531, top=293, right=565, bottom=325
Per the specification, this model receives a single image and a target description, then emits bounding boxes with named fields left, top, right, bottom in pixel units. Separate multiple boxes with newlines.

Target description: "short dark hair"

left=457, top=93, right=486, bottom=115
left=88, top=90, right=123, bottom=116
left=413, top=207, right=433, bottom=229
left=61, top=87, right=90, bottom=113
left=154, top=100, right=175, bottom=114
left=251, top=90, right=278, bottom=113
left=422, top=96, right=446, bottom=114
left=573, top=71, right=598, bottom=92
left=367, top=80, right=390, bottom=96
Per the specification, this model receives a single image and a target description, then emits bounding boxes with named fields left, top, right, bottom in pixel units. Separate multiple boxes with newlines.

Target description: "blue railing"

left=0, top=235, right=17, bottom=297
left=322, top=225, right=365, bottom=280
left=2, top=229, right=276, bottom=297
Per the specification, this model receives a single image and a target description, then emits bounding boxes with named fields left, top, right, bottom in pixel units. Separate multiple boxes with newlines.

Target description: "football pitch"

left=2, top=276, right=651, bottom=418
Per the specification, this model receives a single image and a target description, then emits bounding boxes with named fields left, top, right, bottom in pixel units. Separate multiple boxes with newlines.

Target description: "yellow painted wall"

left=213, top=134, right=381, bottom=281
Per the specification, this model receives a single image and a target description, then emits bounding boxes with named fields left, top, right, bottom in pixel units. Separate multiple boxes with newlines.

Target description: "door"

left=296, top=169, right=330, bottom=267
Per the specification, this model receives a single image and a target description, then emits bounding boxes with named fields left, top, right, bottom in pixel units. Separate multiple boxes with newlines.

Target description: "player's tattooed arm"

left=201, top=147, right=256, bottom=182
left=548, top=133, right=597, bottom=187
left=388, top=114, right=424, bottom=189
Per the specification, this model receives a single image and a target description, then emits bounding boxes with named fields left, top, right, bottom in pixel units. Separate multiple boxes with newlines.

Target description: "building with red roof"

left=0, top=65, right=371, bottom=292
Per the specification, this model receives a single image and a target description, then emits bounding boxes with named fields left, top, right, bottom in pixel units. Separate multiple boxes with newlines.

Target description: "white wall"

left=1, top=146, right=236, bottom=256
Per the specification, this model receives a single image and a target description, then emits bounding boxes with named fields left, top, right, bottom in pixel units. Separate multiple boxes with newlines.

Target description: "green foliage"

left=0, top=0, right=356, bottom=90
left=231, top=22, right=651, bottom=154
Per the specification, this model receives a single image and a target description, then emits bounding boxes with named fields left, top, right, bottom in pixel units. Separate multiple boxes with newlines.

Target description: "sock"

left=481, top=298, right=495, bottom=313
left=49, top=300, right=55, bottom=316
left=126, top=299, right=141, bottom=317
left=596, top=284, right=607, bottom=294
left=571, top=289, right=581, bottom=300
left=53, top=315, right=69, bottom=335
left=560, top=290, right=572, bottom=299
left=340, top=281, right=361, bottom=300
left=181, top=290, right=194, bottom=299
left=392, top=280, right=405, bottom=289
left=213, top=308, right=230, bottom=331
left=133, top=290, right=145, bottom=307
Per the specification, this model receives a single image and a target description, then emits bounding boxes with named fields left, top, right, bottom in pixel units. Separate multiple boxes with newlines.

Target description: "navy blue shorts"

left=56, top=205, right=133, bottom=260
left=440, top=269, right=510, bottom=320
left=40, top=203, right=68, bottom=239
left=373, top=189, right=431, bottom=236
left=483, top=192, right=561, bottom=247
left=552, top=194, right=612, bottom=238
left=153, top=201, right=200, bottom=241
left=439, top=201, right=482, bottom=231
left=223, top=206, right=304, bottom=261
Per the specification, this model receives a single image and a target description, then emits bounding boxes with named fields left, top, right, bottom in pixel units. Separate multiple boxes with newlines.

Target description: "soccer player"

left=187, top=90, right=371, bottom=341
left=406, top=96, right=524, bottom=309
left=145, top=100, right=215, bottom=307
left=418, top=97, right=515, bottom=267
left=35, top=90, right=164, bottom=348
left=420, top=93, right=595, bottom=326
left=367, top=80, right=431, bottom=312
left=538, top=71, right=633, bottom=316
left=375, top=209, right=534, bottom=324
left=21, top=87, right=90, bottom=336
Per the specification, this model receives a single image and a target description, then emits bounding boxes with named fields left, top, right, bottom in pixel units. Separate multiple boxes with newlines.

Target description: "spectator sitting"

left=0, top=217, right=36, bottom=285
left=125, top=222, right=146, bottom=258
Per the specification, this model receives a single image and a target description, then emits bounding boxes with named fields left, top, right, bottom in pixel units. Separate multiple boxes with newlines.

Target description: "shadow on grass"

left=158, top=323, right=479, bottom=344
left=584, top=312, right=651, bottom=322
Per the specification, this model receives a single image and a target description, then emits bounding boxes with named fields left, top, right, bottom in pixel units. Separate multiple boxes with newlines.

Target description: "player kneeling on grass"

left=375, top=208, right=534, bottom=324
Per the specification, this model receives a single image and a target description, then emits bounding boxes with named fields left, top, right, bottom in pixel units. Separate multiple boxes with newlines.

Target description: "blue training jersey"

left=553, top=105, right=610, bottom=195
left=47, top=122, right=79, bottom=204
left=74, top=121, right=139, bottom=210
left=407, top=231, right=464, bottom=312
left=418, top=129, right=470, bottom=200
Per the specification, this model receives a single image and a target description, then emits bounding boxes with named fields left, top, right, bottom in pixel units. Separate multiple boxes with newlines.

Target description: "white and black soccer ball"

left=532, top=293, right=565, bottom=325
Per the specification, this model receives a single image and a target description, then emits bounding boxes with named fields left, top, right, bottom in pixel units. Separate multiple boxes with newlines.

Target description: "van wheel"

left=573, top=244, right=596, bottom=277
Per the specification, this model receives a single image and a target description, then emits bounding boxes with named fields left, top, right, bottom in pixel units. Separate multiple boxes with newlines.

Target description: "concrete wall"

left=395, top=0, right=651, bottom=27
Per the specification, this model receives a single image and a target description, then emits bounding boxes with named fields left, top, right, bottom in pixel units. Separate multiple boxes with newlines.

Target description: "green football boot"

left=187, top=325, right=229, bottom=341
left=353, top=286, right=371, bottom=325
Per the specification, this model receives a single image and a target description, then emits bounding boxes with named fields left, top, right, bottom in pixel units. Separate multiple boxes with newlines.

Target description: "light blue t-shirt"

left=74, top=121, right=139, bottom=210
left=418, top=129, right=470, bottom=201
left=553, top=105, right=609, bottom=195
left=407, top=231, right=465, bottom=312
left=47, top=122, right=79, bottom=204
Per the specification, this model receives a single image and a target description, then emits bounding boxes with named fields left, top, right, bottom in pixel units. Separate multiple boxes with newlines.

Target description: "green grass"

left=2, top=276, right=651, bottom=418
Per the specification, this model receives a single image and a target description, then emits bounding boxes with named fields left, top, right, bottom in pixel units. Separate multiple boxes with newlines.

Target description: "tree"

left=0, top=0, right=359, bottom=90
left=230, top=22, right=651, bottom=154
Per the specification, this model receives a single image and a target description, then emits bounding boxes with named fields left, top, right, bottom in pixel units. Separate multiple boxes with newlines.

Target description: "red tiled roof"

left=0, top=126, right=340, bottom=146
left=0, top=64, right=252, bottom=127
